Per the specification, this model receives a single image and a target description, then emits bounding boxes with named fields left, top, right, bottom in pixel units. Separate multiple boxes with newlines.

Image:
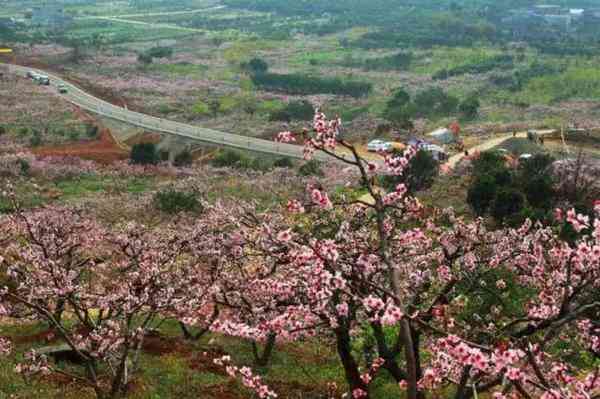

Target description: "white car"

left=367, top=140, right=392, bottom=152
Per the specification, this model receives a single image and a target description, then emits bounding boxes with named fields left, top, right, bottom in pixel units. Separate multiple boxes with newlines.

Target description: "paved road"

left=84, top=17, right=208, bottom=33
left=5, top=64, right=327, bottom=161
left=78, top=6, right=226, bottom=20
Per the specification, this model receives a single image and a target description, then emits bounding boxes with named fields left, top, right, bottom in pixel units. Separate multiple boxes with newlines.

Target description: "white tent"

left=427, top=128, right=455, bottom=144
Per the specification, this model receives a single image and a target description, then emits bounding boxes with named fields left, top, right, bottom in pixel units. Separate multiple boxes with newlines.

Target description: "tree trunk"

left=454, top=366, right=472, bottom=399
left=179, top=322, right=210, bottom=341
left=401, top=319, right=419, bottom=399
left=251, top=333, right=277, bottom=367
left=53, top=299, right=65, bottom=324
left=335, top=327, right=369, bottom=398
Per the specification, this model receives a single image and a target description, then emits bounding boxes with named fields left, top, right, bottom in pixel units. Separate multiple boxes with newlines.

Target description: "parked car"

left=26, top=71, right=36, bottom=78
left=367, top=139, right=392, bottom=152
left=58, top=84, right=68, bottom=94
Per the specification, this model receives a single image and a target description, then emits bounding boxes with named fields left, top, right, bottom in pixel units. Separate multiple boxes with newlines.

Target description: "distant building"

left=534, top=5, right=564, bottom=16
left=428, top=128, right=455, bottom=144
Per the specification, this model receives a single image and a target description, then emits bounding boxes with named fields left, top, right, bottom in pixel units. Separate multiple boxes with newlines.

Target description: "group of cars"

left=26, top=70, right=68, bottom=93
left=367, top=139, right=448, bottom=161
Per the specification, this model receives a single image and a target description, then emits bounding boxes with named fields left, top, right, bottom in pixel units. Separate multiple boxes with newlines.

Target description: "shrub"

left=383, top=89, right=416, bottom=129
left=413, top=87, right=459, bottom=118
left=467, top=174, right=497, bottom=216
left=68, top=131, right=79, bottom=141
left=147, top=46, right=173, bottom=59
left=299, top=160, right=324, bottom=177
left=381, top=149, right=438, bottom=193
left=274, top=157, right=294, bottom=168
left=153, top=189, right=202, bottom=214
left=491, top=188, right=525, bottom=224
left=173, top=150, right=193, bottom=167
left=459, top=97, right=480, bottom=120
left=85, top=124, right=99, bottom=138
left=405, top=149, right=439, bottom=192
left=29, top=130, right=42, bottom=147
left=269, top=100, right=314, bottom=122
left=0, top=125, right=6, bottom=136
left=242, top=57, right=269, bottom=75
left=472, top=151, right=508, bottom=179
left=211, top=149, right=271, bottom=171
left=130, top=143, right=159, bottom=165
left=137, top=52, right=153, bottom=65
left=211, top=149, right=245, bottom=168
left=17, top=158, right=30, bottom=176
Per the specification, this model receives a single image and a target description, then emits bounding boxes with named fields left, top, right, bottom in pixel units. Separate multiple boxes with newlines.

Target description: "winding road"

left=4, top=63, right=558, bottom=165
left=5, top=63, right=325, bottom=161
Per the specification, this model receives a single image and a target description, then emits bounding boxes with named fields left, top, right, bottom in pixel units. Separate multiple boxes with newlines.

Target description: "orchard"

left=0, top=112, right=599, bottom=399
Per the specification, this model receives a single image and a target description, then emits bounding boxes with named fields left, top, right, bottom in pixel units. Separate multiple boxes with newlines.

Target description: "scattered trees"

left=467, top=151, right=557, bottom=225
left=251, top=73, right=372, bottom=98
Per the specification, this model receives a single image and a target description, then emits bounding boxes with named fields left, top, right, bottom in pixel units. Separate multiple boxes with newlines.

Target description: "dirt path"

left=446, top=130, right=556, bottom=168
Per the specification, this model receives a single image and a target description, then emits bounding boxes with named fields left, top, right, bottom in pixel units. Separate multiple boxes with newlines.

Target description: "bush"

left=242, top=57, right=269, bottom=75
left=491, top=188, right=525, bottom=224
left=413, top=87, right=458, bottom=118
left=153, top=189, right=202, bottom=214
left=29, top=130, right=42, bottom=147
left=130, top=143, right=159, bottom=165
left=459, top=97, right=480, bottom=120
left=299, top=160, right=324, bottom=177
left=211, top=149, right=271, bottom=171
left=147, top=46, right=173, bottom=59
left=85, top=124, right=99, bottom=138
left=211, top=149, right=245, bottom=168
left=383, top=89, right=416, bottom=129
left=173, top=150, right=193, bottom=167
left=467, top=174, right=497, bottom=216
left=472, top=151, right=508, bottom=179
left=0, top=125, right=6, bottom=136
left=405, top=150, right=439, bottom=192
left=269, top=100, right=314, bottom=122
left=381, top=149, right=438, bottom=193
left=137, top=52, right=153, bottom=65
left=17, top=158, right=30, bottom=176
left=274, top=157, right=294, bottom=168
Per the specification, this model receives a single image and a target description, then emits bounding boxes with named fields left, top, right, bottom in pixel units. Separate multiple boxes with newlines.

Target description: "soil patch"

left=188, top=348, right=229, bottom=375
left=11, top=328, right=60, bottom=345
left=33, top=127, right=128, bottom=164
left=142, top=332, right=189, bottom=356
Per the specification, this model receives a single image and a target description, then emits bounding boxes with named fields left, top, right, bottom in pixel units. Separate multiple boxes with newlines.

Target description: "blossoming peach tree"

left=208, top=111, right=600, bottom=399
left=0, top=202, right=214, bottom=399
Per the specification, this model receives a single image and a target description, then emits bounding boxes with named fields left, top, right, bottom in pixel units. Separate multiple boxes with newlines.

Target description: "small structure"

left=428, top=127, right=455, bottom=144
left=422, top=143, right=448, bottom=162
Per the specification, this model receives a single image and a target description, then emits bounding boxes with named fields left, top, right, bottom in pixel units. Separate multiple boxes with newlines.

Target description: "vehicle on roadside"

left=367, top=139, right=392, bottom=152
left=37, top=75, right=50, bottom=85
left=26, top=71, right=36, bottom=78
left=57, top=84, right=68, bottom=94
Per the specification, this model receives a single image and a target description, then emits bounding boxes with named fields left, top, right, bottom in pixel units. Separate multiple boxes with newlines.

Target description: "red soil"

left=33, top=126, right=128, bottom=164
